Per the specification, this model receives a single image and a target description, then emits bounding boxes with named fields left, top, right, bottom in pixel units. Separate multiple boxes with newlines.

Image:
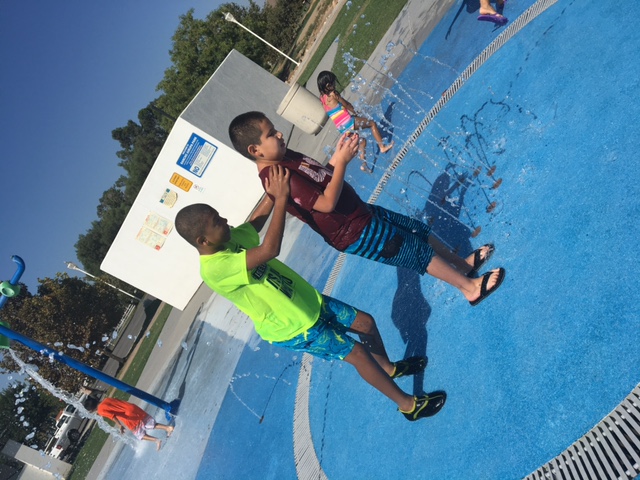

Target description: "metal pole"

left=65, top=262, right=138, bottom=300
left=224, top=13, right=300, bottom=66
left=0, top=323, right=180, bottom=417
left=1, top=256, right=179, bottom=418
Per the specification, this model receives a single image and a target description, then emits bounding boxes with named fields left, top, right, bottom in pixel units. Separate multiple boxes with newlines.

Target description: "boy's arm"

left=248, top=194, right=275, bottom=233
left=312, top=133, right=359, bottom=213
left=245, top=166, right=290, bottom=271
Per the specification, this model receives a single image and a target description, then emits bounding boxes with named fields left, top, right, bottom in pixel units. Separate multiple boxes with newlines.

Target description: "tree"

left=76, top=104, right=167, bottom=274
left=154, top=2, right=270, bottom=126
left=0, top=381, right=61, bottom=455
left=0, top=275, right=126, bottom=393
left=262, top=0, right=307, bottom=67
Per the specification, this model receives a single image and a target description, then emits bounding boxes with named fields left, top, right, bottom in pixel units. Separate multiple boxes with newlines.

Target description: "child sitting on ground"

left=317, top=70, right=394, bottom=173
left=228, top=111, right=505, bottom=307
left=174, top=165, right=445, bottom=421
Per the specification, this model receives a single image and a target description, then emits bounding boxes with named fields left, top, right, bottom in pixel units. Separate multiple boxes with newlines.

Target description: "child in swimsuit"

left=317, top=70, right=393, bottom=173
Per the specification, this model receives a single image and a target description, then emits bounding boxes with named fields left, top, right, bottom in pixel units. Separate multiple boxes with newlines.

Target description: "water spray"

left=0, top=255, right=180, bottom=420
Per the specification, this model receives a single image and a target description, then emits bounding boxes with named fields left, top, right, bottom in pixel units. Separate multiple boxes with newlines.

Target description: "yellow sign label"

left=170, top=172, right=193, bottom=192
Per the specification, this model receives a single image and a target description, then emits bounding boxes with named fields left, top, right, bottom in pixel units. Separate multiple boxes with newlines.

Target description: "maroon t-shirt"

left=258, top=149, right=372, bottom=250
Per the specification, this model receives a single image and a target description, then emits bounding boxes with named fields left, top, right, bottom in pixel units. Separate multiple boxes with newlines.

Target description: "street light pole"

left=64, top=262, right=138, bottom=300
left=223, top=12, right=300, bottom=66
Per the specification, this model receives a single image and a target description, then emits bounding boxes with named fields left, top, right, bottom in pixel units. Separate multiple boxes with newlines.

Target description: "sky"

left=0, top=0, right=255, bottom=389
left=0, top=0, right=256, bottom=294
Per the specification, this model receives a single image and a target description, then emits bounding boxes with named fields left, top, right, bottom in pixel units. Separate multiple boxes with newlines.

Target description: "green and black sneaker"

left=390, top=356, right=428, bottom=379
left=399, top=391, right=447, bottom=421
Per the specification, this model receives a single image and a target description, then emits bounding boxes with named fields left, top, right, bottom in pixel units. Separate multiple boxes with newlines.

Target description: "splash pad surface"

left=106, top=1, right=640, bottom=478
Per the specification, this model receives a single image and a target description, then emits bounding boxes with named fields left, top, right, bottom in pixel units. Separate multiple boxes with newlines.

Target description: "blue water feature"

left=104, top=1, right=640, bottom=478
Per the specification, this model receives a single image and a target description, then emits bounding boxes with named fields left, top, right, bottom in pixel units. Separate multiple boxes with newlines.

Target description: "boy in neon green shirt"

left=175, top=165, right=445, bottom=421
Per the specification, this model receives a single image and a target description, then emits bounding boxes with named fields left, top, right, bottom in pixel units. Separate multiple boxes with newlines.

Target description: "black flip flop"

left=469, top=268, right=505, bottom=306
left=467, top=244, right=495, bottom=278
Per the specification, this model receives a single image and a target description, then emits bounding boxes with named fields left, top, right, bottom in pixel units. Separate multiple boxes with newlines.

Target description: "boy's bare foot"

left=156, top=439, right=162, bottom=451
left=166, top=426, right=174, bottom=438
left=467, top=268, right=505, bottom=306
left=379, top=142, right=394, bottom=154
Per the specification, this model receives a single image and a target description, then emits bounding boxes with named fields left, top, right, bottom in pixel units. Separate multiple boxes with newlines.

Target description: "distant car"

left=45, top=396, right=88, bottom=459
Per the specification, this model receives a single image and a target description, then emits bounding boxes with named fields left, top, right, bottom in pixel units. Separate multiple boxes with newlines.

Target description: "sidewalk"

left=87, top=285, right=213, bottom=479
left=87, top=0, right=453, bottom=478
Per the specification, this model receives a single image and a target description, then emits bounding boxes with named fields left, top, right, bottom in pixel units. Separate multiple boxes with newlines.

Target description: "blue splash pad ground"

left=307, top=1, right=640, bottom=478
left=107, top=1, right=640, bottom=479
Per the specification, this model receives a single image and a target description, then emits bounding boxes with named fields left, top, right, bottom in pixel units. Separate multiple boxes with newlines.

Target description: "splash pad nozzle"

left=0, top=255, right=180, bottom=419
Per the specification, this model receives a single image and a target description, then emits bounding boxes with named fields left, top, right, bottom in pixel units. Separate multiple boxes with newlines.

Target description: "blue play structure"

left=0, top=255, right=180, bottom=418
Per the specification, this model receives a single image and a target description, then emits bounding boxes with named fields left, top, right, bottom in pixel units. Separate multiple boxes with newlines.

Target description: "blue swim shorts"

left=344, top=204, right=434, bottom=274
left=271, top=295, right=357, bottom=361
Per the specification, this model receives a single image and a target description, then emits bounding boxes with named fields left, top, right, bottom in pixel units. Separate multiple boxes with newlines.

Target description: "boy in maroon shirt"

left=229, top=111, right=505, bottom=306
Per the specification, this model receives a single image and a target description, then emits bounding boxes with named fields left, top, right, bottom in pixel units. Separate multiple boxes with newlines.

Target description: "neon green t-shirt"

left=199, top=223, right=321, bottom=342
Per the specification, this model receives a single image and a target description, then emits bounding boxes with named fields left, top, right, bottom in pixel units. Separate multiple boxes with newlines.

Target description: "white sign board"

left=101, top=118, right=263, bottom=309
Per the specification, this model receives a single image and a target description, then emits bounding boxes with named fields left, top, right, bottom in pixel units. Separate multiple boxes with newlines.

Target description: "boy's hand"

left=264, top=165, right=290, bottom=200
left=333, top=132, right=360, bottom=165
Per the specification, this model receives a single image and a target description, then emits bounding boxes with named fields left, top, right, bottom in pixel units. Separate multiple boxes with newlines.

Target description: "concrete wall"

left=181, top=49, right=292, bottom=141
left=2, top=440, right=71, bottom=479
left=101, top=50, right=293, bottom=309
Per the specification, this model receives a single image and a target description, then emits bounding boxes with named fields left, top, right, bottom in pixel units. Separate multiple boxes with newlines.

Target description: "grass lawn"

left=68, top=303, right=173, bottom=480
left=297, top=0, right=409, bottom=88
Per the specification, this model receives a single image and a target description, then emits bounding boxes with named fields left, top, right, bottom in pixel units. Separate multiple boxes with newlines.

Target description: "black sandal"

left=466, top=244, right=495, bottom=278
left=469, top=268, right=505, bottom=306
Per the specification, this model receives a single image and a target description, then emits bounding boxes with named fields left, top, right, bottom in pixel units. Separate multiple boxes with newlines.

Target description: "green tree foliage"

left=154, top=2, right=269, bottom=125
left=0, top=275, right=125, bottom=393
left=0, top=381, right=61, bottom=454
left=262, top=0, right=308, bottom=67
left=112, top=105, right=168, bottom=202
left=75, top=105, right=167, bottom=274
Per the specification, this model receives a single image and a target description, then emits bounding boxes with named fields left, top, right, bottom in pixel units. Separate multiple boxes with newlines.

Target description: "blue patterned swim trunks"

left=271, top=295, right=357, bottom=360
